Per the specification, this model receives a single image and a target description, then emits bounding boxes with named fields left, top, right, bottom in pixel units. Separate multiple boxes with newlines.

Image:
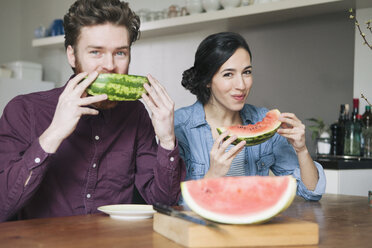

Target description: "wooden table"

left=0, top=194, right=371, bottom=247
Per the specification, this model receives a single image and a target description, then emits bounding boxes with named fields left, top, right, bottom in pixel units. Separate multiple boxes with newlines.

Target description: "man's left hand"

left=141, top=74, right=175, bottom=150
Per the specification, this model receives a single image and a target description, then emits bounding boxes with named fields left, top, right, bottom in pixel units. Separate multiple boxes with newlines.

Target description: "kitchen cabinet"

left=31, top=0, right=372, bottom=48
left=317, top=158, right=372, bottom=197
left=0, top=78, right=55, bottom=114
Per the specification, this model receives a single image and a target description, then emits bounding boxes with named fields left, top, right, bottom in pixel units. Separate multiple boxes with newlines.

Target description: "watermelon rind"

left=216, top=109, right=281, bottom=146
left=181, top=176, right=297, bottom=225
left=87, top=73, right=148, bottom=101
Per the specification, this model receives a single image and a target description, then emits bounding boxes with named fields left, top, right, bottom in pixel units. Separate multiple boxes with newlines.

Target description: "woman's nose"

left=235, top=76, right=246, bottom=90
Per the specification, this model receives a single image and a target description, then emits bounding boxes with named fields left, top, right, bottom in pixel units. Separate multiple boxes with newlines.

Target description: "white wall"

left=0, top=0, right=368, bottom=156
left=353, top=7, right=372, bottom=113
left=14, top=0, right=188, bottom=86
left=0, top=0, right=21, bottom=65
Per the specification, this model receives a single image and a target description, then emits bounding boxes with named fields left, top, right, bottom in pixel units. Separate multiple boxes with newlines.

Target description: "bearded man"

left=0, top=0, right=185, bottom=222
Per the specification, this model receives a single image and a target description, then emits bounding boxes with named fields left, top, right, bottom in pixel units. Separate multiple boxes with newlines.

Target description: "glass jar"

left=344, top=116, right=362, bottom=156
left=317, top=137, right=331, bottom=155
left=362, top=127, right=372, bottom=158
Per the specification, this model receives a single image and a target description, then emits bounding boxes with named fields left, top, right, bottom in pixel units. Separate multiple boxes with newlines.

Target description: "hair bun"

left=181, top=66, right=197, bottom=91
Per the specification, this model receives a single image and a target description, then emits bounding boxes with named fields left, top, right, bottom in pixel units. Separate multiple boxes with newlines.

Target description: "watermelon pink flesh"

left=185, top=176, right=289, bottom=216
left=226, top=109, right=280, bottom=136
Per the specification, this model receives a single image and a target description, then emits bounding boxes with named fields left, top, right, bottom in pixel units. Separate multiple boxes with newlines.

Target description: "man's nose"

left=102, top=54, right=115, bottom=71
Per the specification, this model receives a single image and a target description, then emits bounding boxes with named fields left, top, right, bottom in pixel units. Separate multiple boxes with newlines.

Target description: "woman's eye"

left=223, top=72, right=233, bottom=77
left=243, top=70, right=252, bottom=75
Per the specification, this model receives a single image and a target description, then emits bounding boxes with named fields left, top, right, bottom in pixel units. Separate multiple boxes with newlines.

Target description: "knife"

left=153, top=202, right=220, bottom=230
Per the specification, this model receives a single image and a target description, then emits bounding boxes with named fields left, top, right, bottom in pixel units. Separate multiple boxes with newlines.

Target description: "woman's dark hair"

left=63, top=0, right=140, bottom=50
left=182, top=32, right=252, bottom=104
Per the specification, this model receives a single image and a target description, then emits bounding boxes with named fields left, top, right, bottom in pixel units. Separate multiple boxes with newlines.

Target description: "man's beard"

left=74, top=57, right=118, bottom=110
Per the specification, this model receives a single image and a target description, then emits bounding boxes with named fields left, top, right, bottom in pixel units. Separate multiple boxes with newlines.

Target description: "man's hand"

left=39, top=71, right=107, bottom=153
left=141, top=74, right=175, bottom=150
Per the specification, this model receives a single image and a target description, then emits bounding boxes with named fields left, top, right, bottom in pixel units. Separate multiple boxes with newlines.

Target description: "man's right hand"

left=39, top=71, right=107, bottom=153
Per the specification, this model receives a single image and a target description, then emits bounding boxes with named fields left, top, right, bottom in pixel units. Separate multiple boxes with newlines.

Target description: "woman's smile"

left=231, top=94, right=245, bottom=101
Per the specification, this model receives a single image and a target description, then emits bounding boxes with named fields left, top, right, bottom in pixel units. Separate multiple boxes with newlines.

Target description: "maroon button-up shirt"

left=0, top=84, right=186, bottom=222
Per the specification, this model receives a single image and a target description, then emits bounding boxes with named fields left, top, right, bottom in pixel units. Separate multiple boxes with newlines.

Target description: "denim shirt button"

left=261, top=162, right=265, bottom=166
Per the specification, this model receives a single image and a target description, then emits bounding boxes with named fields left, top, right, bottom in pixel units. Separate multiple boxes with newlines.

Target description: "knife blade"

left=153, top=202, right=220, bottom=229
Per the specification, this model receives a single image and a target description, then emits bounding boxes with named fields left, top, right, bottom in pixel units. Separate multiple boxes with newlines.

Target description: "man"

left=0, top=0, right=185, bottom=222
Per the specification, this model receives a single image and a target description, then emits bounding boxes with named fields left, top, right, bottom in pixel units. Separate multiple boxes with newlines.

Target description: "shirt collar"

left=190, top=101, right=208, bottom=128
left=100, top=107, right=113, bottom=122
left=240, top=104, right=256, bottom=125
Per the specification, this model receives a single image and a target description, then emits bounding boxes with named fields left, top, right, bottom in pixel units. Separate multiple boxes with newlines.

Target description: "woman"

left=174, top=32, right=325, bottom=201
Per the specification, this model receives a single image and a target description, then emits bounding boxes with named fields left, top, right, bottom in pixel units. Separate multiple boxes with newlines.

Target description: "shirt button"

left=95, top=135, right=100, bottom=140
left=170, top=157, right=174, bottom=162
left=35, top=157, right=41, bottom=163
left=86, top=194, right=91, bottom=199
left=93, top=163, right=97, bottom=168
left=261, top=162, right=265, bottom=166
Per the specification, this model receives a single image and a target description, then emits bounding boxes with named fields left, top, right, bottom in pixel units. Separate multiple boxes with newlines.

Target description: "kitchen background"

left=0, top=0, right=371, bottom=157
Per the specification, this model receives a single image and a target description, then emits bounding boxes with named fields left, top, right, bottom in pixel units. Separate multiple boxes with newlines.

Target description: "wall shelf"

left=32, top=35, right=64, bottom=48
left=32, top=0, right=370, bottom=47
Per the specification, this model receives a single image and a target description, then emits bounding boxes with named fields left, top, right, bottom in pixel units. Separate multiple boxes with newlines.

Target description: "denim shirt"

left=174, top=101, right=326, bottom=201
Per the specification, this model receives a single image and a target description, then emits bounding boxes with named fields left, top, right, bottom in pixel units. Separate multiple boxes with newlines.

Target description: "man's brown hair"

left=63, top=0, right=140, bottom=50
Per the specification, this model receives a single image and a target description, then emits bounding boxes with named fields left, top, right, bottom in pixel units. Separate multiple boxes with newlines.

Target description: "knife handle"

left=153, top=202, right=174, bottom=216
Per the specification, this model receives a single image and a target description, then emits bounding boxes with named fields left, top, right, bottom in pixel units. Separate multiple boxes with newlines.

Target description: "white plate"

left=97, top=204, right=156, bottom=220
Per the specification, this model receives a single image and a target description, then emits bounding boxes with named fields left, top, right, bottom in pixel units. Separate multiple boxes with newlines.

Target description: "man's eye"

left=90, top=51, right=99, bottom=55
left=116, top=51, right=126, bottom=56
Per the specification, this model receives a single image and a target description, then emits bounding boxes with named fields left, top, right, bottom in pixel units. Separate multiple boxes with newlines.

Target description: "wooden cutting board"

left=153, top=212, right=319, bottom=247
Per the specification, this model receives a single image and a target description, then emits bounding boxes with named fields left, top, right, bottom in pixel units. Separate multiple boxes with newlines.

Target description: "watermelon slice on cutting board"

left=181, top=175, right=297, bottom=224
left=217, top=109, right=282, bottom=146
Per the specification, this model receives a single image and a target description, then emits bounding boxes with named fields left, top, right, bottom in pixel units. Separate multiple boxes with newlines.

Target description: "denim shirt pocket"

left=186, top=159, right=206, bottom=180
left=256, top=153, right=275, bottom=175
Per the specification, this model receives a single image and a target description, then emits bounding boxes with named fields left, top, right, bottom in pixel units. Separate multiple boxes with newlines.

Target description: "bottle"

left=362, top=105, right=372, bottom=158
left=344, top=99, right=362, bottom=156
left=362, top=105, right=372, bottom=127
left=357, top=114, right=364, bottom=157
left=353, top=98, right=359, bottom=117
left=330, top=122, right=338, bottom=156
left=336, top=104, right=346, bottom=155
left=344, top=104, right=350, bottom=121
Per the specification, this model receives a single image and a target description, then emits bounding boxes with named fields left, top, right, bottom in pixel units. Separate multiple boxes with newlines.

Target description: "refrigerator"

left=0, top=78, right=55, bottom=115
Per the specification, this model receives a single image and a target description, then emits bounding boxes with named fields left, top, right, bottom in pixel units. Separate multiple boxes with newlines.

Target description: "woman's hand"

left=277, top=112, right=319, bottom=190
left=277, top=113, right=307, bottom=153
left=205, top=131, right=246, bottom=178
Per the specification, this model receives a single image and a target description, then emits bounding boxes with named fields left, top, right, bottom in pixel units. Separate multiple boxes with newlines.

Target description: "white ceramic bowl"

left=255, top=0, right=271, bottom=4
left=220, top=0, right=242, bottom=9
left=240, top=0, right=253, bottom=6
left=186, top=0, right=204, bottom=14
left=202, top=0, right=221, bottom=12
